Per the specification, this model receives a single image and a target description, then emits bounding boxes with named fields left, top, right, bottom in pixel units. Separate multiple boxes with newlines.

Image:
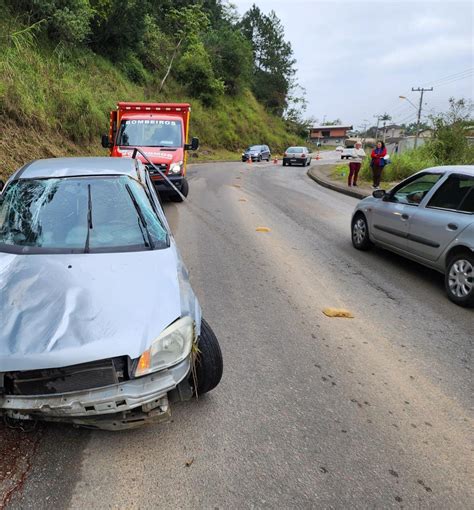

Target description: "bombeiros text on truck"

left=102, top=102, right=199, bottom=202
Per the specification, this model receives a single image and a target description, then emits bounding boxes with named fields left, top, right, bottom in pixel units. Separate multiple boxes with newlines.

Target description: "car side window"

left=391, top=173, right=443, bottom=206
left=427, top=174, right=474, bottom=213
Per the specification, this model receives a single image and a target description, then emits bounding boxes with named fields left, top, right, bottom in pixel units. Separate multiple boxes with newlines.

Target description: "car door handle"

left=401, top=214, right=409, bottom=220
left=447, top=223, right=458, bottom=231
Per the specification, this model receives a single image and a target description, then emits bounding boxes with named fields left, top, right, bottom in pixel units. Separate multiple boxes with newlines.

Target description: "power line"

left=419, top=68, right=473, bottom=87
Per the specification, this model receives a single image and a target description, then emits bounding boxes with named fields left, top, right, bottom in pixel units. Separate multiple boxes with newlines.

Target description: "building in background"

left=309, top=125, right=353, bottom=146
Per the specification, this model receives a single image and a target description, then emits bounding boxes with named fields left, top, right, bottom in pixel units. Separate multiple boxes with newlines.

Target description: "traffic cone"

left=273, top=158, right=278, bottom=164
left=315, top=150, right=321, bottom=160
left=247, top=157, right=252, bottom=164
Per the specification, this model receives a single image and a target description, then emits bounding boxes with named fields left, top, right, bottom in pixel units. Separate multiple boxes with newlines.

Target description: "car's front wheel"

left=445, top=252, right=474, bottom=307
left=352, top=214, right=372, bottom=250
left=192, top=319, right=223, bottom=395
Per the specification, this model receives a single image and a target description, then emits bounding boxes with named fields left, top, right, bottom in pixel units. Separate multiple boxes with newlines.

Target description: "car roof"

left=422, top=165, right=474, bottom=176
left=17, top=157, right=139, bottom=180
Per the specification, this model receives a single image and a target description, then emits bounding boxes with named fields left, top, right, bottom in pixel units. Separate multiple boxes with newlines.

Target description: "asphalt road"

left=4, top=156, right=473, bottom=509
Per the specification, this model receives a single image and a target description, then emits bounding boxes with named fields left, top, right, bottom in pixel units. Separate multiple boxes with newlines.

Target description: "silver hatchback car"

left=0, top=157, right=223, bottom=430
left=351, top=166, right=474, bottom=307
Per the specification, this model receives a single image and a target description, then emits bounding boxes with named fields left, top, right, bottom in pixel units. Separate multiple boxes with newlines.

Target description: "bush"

left=6, top=0, right=93, bottom=44
left=117, top=53, right=149, bottom=85
left=175, top=42, right=224, bottom=106
left=359, top=146, right=437, bottom=183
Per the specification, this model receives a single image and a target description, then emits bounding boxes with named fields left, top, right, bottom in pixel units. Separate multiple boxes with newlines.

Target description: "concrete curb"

left=307, top=167, right=370, bottom=200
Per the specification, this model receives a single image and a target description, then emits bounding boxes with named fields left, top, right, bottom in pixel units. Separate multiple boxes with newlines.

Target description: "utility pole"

left=359, top=120, right=369, bottom=146
left=412, top=87, right=433, bottom=148
left=374, top=115, right=382, bottom=141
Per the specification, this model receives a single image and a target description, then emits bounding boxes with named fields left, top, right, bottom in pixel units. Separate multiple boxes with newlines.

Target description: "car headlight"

left=134, top=316, right=194, bottom=377
left=169, top=161, right=183, bottom=175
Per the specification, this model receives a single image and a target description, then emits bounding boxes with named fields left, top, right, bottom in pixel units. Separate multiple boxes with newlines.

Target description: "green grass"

left=0, top=16, right=304, bottom=178
left=331, top=146, right=438, bottom=188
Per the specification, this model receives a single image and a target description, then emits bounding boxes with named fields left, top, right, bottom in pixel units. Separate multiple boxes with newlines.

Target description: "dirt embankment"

left=0, top=118, right=102, bottom=182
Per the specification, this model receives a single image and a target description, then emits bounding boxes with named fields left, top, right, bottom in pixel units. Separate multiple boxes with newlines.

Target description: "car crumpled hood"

left=0, top=248, right=184, bottom=371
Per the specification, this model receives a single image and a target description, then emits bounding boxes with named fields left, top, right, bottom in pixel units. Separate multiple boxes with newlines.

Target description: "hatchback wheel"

left=192, top=319, right=223, bottom=395
left=352, top=214, right=372, bottom=250
left=445, top=253, right=474, bottom=307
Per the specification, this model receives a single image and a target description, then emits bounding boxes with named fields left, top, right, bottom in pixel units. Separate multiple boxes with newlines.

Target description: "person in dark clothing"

left=370, top=141, right=387, bottom=189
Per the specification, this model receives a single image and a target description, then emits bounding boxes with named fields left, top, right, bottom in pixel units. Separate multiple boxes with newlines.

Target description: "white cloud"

left=413, top=15, right=454, bottom=31
left=367, top=36, right=473, bottom=68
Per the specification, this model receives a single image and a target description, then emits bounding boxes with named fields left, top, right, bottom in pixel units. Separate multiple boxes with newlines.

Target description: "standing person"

left=370, top=141, right=387, bottom=188
left=348, top=141, right=366, bottom=187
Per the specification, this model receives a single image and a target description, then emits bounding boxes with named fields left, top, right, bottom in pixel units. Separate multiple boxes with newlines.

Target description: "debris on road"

left=322, top=308, right=354, bottom=318
left=256, top=227, right=271, bottom=232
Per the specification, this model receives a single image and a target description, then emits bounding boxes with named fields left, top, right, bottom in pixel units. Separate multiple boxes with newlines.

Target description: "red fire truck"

left=102, top=102, right=199, bottom=201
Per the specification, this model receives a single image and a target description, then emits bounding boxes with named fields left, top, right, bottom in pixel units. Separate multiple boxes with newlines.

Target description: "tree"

left=5, top=0, right=94, bottom=44
left=322, top=119, right=342, bottom=126
left=428, top=97, right=474, bottom=165
left=89, top=0, right=148, bottom=61
left=380, top=113, right=392, bottom=141
left=205, top=27, right=253, bottom=95
left=240, top=5, right=296, bottom=116
left=158, top=4, right=211, bottom=92
left=175, top=41, right=224, bottom=105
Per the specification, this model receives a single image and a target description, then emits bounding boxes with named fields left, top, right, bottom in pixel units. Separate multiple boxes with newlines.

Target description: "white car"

left=341, top=148, right=354, bottom=159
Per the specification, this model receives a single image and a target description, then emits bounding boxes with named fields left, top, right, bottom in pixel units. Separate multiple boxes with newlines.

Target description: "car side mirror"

left=185, top=137, right=199, bottom=151
left=101, top=134, right=112, bottom=149
left=0, top=179, right=4, bottom=192
left=372, top=189, right=386, bottom=199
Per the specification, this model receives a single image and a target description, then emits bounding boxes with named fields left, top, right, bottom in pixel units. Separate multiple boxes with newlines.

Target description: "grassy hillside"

left=0, top=17, right=303, bottom=181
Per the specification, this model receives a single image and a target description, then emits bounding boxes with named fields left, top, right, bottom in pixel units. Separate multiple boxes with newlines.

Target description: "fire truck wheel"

left=170, top=178, right=189, bottom=202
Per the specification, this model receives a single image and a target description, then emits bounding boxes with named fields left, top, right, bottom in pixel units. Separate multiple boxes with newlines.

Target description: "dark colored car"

left=242, top=145, right=271, bottom=162
left=283, top=147, right=312, bottom=167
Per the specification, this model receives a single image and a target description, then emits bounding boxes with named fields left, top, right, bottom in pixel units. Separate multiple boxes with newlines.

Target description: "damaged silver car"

left=0, top=157, right=223, bottom=430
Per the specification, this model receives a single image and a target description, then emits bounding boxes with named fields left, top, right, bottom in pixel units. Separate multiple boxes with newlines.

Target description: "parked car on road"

left=335, top=146, right=344, bottom=152
left=242, top=145, right=271, bottom=162
left=351, top=166, right=474, bottom=306
left=341, top=147, right=354, bottom=159
left=283, top=146, right=312, bottom=166
left=0, top=157, right=223, bottom=430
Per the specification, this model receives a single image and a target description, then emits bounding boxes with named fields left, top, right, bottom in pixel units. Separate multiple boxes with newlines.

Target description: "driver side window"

left=391, top=173, right=442, bottom=206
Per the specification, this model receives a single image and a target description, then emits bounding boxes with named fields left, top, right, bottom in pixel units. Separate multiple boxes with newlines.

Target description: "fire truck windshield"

left=117, top=119, right=182, bottom=148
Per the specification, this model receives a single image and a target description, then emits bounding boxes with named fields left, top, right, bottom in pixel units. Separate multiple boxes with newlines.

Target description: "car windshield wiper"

left=125, top=184, right=154, bottom=249
left=84, top=184, right=93, bottom=253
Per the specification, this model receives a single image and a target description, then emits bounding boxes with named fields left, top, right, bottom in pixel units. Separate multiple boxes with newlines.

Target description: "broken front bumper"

left=0, top=356, right=192, bottom=431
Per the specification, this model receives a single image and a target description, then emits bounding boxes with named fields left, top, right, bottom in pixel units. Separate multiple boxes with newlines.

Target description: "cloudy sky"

left=233, top=0, right=473, bottom=128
